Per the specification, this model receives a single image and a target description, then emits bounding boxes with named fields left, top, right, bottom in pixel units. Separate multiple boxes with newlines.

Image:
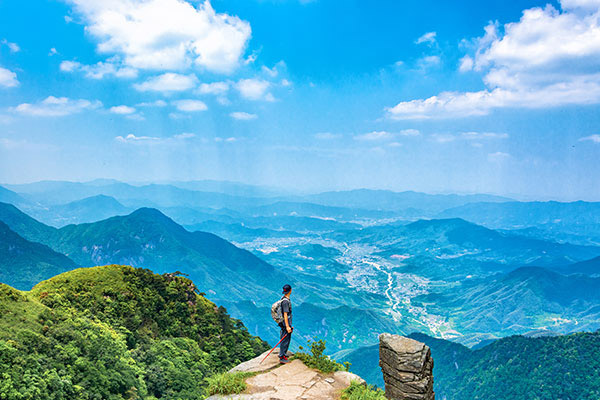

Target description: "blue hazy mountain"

left=413, top=266, right=600, bottom=336
left=328, top=218, right=600, bottom=280
left=0, top=221, right=76, bottom=290
left=0, top=203, right=291, bottom=303
left=293, top=189, right=512, bottom=213
left=27, top=195, right=133, bottom=227
left=437, top=201, right=600, bottom=246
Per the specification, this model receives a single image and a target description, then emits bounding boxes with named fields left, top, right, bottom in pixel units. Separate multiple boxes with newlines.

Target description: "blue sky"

left=1, top=0, right=599, bottom=200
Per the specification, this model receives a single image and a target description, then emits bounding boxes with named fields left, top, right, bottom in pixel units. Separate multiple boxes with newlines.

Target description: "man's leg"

left=278, top=324, right=290, bottom=359
left=279, top=327, right=291, bottom=359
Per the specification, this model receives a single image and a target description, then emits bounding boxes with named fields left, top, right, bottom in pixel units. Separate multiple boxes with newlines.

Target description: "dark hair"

left=282, top=284, right=292, bottom=294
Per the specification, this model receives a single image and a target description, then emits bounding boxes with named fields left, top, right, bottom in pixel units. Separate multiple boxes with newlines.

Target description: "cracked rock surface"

left=208, top=348, right=365, bottom=400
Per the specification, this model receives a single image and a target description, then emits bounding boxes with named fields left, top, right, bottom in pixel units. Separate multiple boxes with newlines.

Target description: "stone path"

left=207, top=348, right=365, bottom=400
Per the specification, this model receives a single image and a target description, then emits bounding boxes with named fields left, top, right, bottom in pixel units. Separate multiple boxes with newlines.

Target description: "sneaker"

left=281, top=355, right=289, bottom=360
left=279, top=357, right=290, bottom=364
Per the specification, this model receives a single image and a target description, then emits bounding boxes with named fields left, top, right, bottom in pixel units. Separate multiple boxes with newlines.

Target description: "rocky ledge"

left=379, top=333, right=435, bottom=400
left=207, top=348, right=365, bottom=400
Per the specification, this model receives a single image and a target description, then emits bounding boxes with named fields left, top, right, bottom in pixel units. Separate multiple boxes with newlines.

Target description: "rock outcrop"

left=379, top=333, right=434, bottom=400
left=208, top=348, right=365, bottom=400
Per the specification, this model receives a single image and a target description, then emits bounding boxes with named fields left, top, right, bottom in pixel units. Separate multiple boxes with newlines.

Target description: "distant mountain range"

left=0, top=202, right=290, bottom=304
left=413, top=266, right=600, bottom=337
left=328, top=217, right=600, bottom=280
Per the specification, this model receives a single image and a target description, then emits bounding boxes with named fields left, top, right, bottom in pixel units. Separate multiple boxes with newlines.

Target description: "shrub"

left=341, top=380, right=386, bottom=400
left=294, top=338, right=350, bottom=373
left=204, top=371, right=253, bottom=396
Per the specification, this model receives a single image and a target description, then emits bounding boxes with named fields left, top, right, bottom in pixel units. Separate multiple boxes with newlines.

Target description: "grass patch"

left=294, top=338, right=350, bottom=373
left=204, top=371, right=254, bottom=396
left=341, top=380, right=386, bottom=400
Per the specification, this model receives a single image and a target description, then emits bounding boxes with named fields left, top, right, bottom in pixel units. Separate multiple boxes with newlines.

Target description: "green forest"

left=0, top=265, right=269, bottom=400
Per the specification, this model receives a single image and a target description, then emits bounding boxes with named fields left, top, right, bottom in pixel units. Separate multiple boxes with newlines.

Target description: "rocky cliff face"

left=379, top=333, right=435, bottom=400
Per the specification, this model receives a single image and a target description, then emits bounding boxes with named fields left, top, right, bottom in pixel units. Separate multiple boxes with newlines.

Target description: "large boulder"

left=379, top=333, right=434, bottom=400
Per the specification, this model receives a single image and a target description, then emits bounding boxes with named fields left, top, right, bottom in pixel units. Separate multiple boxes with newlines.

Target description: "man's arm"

left=283, top=312, right=292, bottom=333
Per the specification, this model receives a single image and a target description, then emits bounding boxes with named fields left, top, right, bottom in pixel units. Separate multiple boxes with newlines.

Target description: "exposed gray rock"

left=379, top=333, right=434, bottom=400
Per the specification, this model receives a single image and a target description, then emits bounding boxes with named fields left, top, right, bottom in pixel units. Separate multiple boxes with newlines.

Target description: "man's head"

left=282, top=284, right=292, bottom=297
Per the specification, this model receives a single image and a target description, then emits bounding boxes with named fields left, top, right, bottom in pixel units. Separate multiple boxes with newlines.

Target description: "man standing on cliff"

left=278, top=284, right=293, bottom=364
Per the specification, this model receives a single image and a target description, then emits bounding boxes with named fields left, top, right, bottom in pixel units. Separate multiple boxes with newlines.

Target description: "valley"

left=2, top=180, right=600, bottom=354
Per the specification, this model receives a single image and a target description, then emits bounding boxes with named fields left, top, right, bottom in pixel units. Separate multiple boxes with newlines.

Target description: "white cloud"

left=49, top=48, right=59, bottom=56
left=417, top=55, right=441, bottom=69
left=115, top=133, right=159, bottom=142
left=110, top=105, right=136, bottom=114
left=230, top=111, right=257, bottom=120
left=134, top=73, right=198, bottom=92
left=399, top=129, right=421, bottom=136
left=115, top=132, right=195, bottom=143
left=198, top=81, right=230, bottom=94
left=236, top=78, right=273, bottom=101
left=214, top=136, right=237, bottom=142
left=416, top=32, right=437, bottom=45
left=431, top=131, right=509, bottom=143
left=64, top=15, right=73, bottom=23
left=281, top=78, right=292, bottom=87
left=459, top=55, right=474, bottom=72
left=60, top=59, right=138, bottom=79
left=579, top=134, right=600, bottom=143
left=0, top=67, right=19, bottom=88
left=355, top=129, right=420, bottom=141
left=355, top=131, right=394, bottom=141
left=314, top=132, right=341, bottom=140
left=1, top=39, right=20, bottom=53
left=173, top=99, right=207, bottom=112
left=67, top=0, right=251, bottom=73
left=11, top=96, right=101, bottom=117
left=488, top=151, right=511, bottom=160
left=389, top=2, right=600, bottom=119
left=137, top=100, right=167, bottom=107
left=174, top=132, right=195, bottom=139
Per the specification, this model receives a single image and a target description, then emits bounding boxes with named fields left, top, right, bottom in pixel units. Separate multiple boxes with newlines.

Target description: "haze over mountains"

left=1, top=179, right=600, bottom=356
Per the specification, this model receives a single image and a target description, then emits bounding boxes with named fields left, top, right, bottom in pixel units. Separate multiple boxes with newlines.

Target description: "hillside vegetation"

left=0, top=265, right=269, bottom=400
left=343, top=331, right=600, bottom=400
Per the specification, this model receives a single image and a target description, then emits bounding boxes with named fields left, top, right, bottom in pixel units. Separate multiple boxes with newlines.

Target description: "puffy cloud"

left=133, top=73, right=198, bottom=92
left=11, top=96, right=101, bottom=117
left=579, top=134, right=600, bottom=143
left=198, top=81, right=230, bottom=94
left=459, top=55, right=474, bottom=72
left=173, top=99, right=208, bottom=112
left=389, top=2, right=600, bottom=119
left=60, top=59, right=138, bottom=79
left=230, top=111, right=257, bottom=120
left=136, top=100, right=167, bottom=107
left=115, top=133, right=159, bottom=142
left=235, top=78, right=273, bottom=101
left=109, top=105, right=136, bottom=114
left=416, top=32, right=437, bottom=45
left=67, top=0, right=251, bottom=73
left=0, top=67, right=19, bottom=88
left=355, top=131, right=394, bottom=141
left=49, top=48, right=59, bottom=56
left=1, top=39, right=20, bottom=53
